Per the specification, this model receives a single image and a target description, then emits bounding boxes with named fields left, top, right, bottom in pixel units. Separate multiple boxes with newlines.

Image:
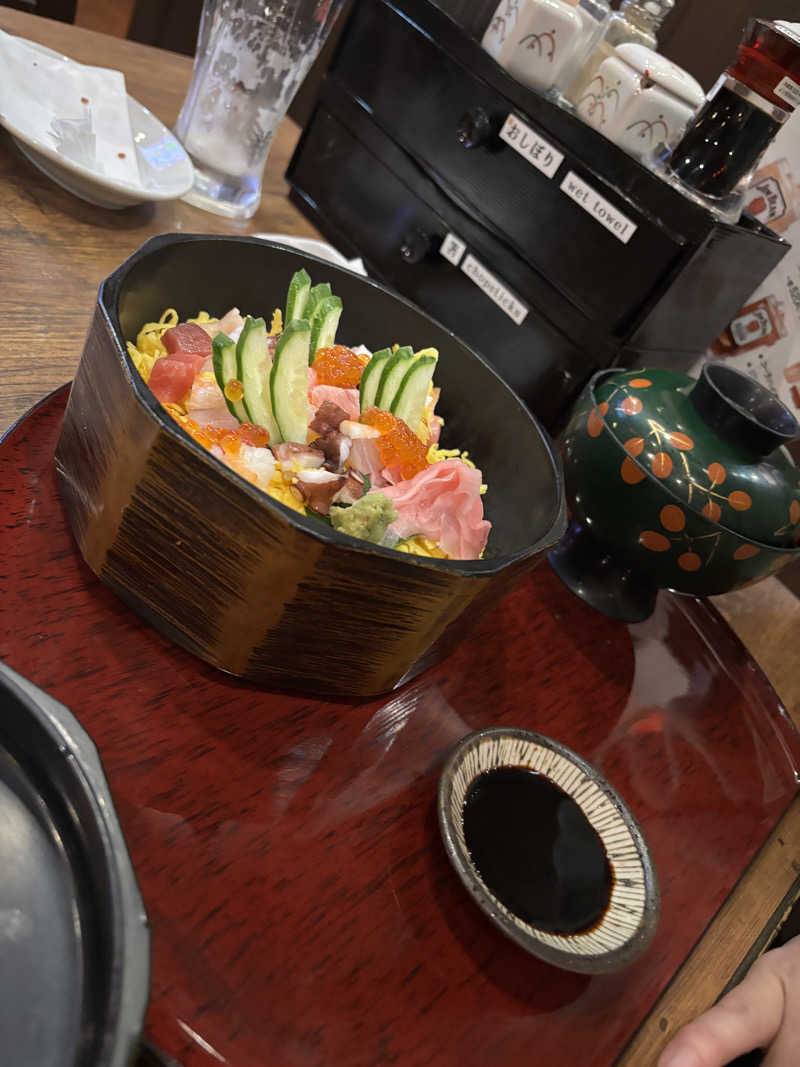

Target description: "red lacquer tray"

left=2, top=387, right=799, bottom=1067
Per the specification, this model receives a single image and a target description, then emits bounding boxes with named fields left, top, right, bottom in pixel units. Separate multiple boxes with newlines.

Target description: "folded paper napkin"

left=0, top=29, right=140, bottom=186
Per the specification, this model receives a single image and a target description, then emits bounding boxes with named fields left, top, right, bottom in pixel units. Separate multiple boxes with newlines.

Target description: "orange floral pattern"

left=702, top=501, right=722, bottom=523
left=677, top=552, right=702, bottom=572
left=631, top=493, right=770, bottom=575
left=651, top=453, right=672, bottom=479
left=668, top=432, right=694, bottom=451
left=581, top=371, right=800, bottom=568
left=728, top=491, right=752, bottom=512
left=620, top=396, right=643, bottom=416
left=621, top=457, right=646, bottom=485
left=660, top=505, right=685, bottom=532
left=639, top=531, right=671, bottom=552
left=587, top=402, right=609, bottom=438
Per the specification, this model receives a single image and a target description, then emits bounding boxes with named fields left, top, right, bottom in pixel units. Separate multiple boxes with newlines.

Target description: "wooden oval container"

left=55, top=235, right=565, bottom=697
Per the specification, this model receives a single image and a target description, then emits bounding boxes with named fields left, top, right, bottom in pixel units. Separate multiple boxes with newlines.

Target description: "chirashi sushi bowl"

left=55, top=235, right=565, bottom=696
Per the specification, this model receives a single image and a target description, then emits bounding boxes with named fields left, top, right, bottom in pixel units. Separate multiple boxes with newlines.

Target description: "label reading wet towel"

left=560, top=171, right=638, bottom=245
left=461, top=255, right=529, bottom=324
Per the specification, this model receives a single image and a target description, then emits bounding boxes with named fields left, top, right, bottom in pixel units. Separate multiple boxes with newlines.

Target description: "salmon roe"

left=181, top=419, right=270, bottom=454
left=362, top=407, right=429, bottom=480
left=313, top=345, right=369, bottom=388
left=237, top=422, right=271, bottom=447
left=224, top=378, right=244, bottom=403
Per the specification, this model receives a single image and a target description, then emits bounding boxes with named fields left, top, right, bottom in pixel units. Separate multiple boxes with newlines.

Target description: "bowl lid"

left=614, top=43, right=705, bottom=107
left=591, top=366, right=800, bottom=549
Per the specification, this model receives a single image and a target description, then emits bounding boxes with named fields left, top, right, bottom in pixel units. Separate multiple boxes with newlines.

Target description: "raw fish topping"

left=126, top=273, right=490, bottom=560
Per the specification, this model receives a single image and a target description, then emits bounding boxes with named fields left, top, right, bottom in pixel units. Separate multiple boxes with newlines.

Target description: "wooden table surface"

left=1, top=9, right=799, bottom=1064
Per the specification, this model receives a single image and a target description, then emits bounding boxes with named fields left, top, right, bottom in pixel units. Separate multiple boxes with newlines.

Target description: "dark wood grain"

left=0, top=11, right=799, bottom=1062
left=2, top=387, right=800, bottom=1067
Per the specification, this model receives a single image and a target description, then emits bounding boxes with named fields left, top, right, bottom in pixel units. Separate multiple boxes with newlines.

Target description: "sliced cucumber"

left=212, top=332, right=247, bottom=422
left=359, top=348, right=393, bottom=411
left=391, top=349, right=438, bottom=430
left=270, top=318, right=311, bottom=443
left=375, top=346, right=414, bottom=410
left=309, top=295, right=343, bottom=363
left=237, top=316, right=280, bottom=443
left=305, top=282, right=332, bottom=322
left=285, top=268, right=311, bottom=324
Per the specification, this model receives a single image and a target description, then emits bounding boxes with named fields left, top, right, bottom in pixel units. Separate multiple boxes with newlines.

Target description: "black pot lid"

left=0, top=662, right=149, bottom=1067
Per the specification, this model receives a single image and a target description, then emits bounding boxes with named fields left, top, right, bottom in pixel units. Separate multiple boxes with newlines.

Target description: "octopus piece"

left=295, top=469, right=346, bottom=515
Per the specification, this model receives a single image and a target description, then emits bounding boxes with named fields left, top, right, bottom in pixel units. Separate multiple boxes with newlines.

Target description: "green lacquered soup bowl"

left=550, top=365, right=800, bottom=622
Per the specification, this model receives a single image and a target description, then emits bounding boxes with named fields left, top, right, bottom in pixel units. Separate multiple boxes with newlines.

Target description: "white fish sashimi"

left=197, top=307, right=245, bottom=340
left=218, top=308, right=245, bottom=337
left=221, top=443, right=276, bottom=491
left=186, top=372, right=240, bottom=429
left=239, top=443, right=276, bottom=489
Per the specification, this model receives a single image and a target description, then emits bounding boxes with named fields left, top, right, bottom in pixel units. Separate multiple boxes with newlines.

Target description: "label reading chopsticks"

left=439, top=233, right=528, bottom=324
left=461, top=254, right=529, bottom=325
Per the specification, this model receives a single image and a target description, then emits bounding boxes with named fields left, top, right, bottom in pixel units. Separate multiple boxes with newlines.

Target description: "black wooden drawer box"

left=288, top=86, right=616, bottom=431
left=288, top=0, right=788, bottom=426
left=325, top=0, right=786, bottom=351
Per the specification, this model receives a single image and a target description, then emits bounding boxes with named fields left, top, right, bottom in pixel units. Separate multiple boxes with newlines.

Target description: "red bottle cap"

left=728, top=18, right=800, bottom=111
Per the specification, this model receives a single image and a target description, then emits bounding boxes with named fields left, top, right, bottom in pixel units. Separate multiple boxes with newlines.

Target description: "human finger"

left=658, top=952, right=785, bottom=1067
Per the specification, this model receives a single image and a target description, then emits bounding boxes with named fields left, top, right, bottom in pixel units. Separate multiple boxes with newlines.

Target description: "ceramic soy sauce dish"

left=438, top=728, right=659, bottom=974
left=550, top=364, right=800, bottom=622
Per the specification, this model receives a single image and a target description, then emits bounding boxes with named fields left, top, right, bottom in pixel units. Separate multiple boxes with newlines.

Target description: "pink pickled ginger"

left=376, top=459, right=490, bottom=560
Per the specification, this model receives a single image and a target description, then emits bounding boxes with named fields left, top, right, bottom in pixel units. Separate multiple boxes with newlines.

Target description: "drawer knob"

left=457, top=107, right=492, bottom=149
left=399, top=230, right=434, bottom=265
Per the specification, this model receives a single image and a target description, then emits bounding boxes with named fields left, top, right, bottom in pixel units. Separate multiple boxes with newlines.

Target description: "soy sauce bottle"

left=663, top=19, right=800, bottom=222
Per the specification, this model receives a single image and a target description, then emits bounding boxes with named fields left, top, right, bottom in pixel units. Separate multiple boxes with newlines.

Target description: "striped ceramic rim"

left=437, top=728, right=660, bottom=974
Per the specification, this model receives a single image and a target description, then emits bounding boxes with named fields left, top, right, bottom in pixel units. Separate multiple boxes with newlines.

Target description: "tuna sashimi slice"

left=162, top=322, right=212, bottom=358
left=165, top=349, right=207, bottom=375
left=148, top=357, right=197, bottom=404
left=376, top=458, right=490, bottom=560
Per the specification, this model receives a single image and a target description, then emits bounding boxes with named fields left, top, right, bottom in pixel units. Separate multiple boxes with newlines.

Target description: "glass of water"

left=175, top=0, right=344, bottom=219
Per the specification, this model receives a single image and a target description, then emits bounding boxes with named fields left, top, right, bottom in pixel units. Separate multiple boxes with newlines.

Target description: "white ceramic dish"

left=1, top=38, right=193, bottom=209
left=253, top=233, right=368, bottom=276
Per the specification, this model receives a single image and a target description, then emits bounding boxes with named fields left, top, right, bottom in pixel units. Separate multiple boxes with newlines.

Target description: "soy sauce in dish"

left=463, top=766, right=613, bottom=934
